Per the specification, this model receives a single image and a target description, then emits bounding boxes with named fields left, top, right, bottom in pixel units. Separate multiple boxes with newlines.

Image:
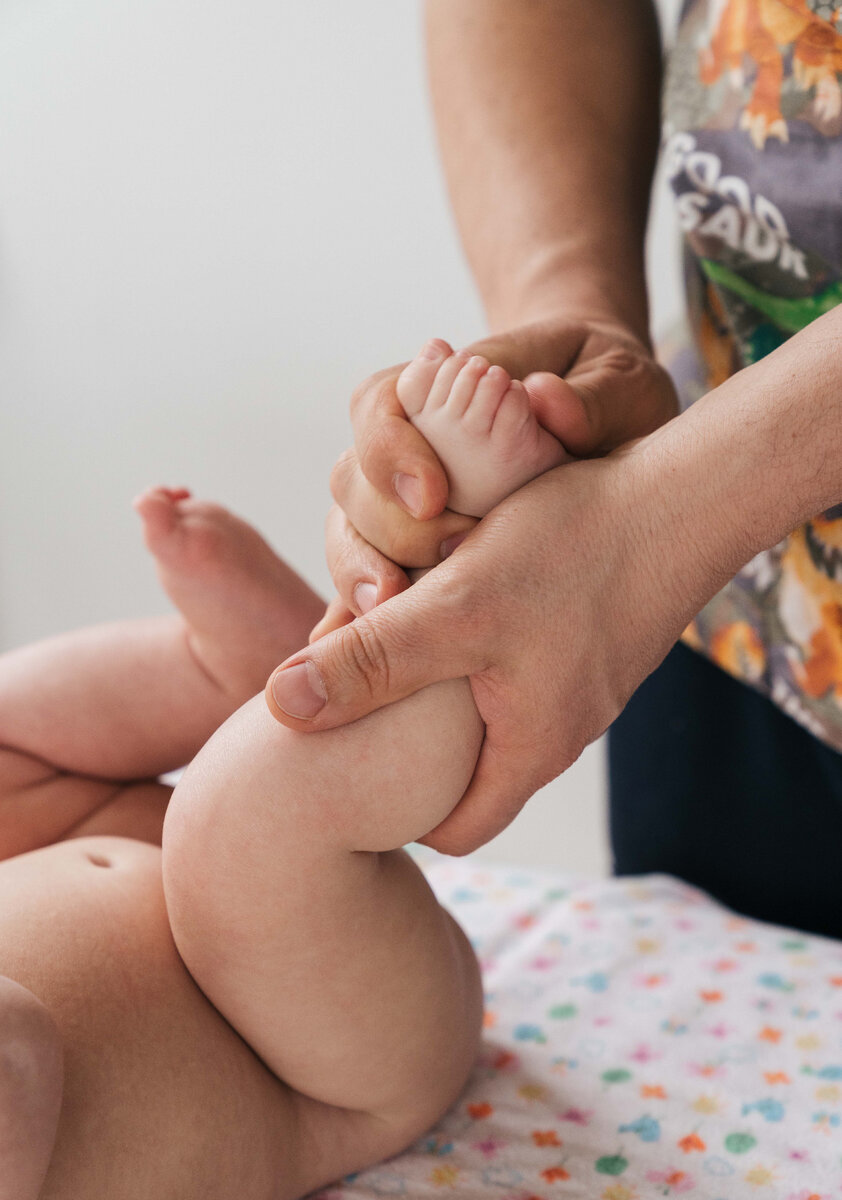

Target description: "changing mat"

left=314, top=856, right=842, bottom=1199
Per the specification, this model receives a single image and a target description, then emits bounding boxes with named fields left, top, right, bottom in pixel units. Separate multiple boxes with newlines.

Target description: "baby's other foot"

left=134, top=488, right=325, bottom=703
left=397, top=341, right=567, bottom=517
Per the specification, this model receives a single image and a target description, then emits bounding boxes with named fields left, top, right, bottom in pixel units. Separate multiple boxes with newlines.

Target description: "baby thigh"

left=0, top=837, right=306, bottom=1200
left=163, top=681, right=485, bottom=1188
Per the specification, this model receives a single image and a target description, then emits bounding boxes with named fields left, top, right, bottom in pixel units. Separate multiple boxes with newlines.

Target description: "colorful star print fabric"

left=313, top=856, right=842, bottom=1199
left=662, top=0, right=842, bottom=747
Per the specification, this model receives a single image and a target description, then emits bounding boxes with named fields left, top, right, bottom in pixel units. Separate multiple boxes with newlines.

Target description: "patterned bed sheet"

left=314, top=855, right=842, bottom=1199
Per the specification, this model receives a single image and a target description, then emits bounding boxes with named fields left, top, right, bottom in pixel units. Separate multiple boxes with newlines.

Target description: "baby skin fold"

left=0, top=344, right=567, bottom=1198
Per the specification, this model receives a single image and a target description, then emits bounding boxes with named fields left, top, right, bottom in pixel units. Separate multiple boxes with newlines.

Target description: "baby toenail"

left=271, top=662, right=327, bottom=719
left=353, top=582, right=378, bottom=614
left=393, top=472, right=423, bottom=516
left=419, top=340, right=442, bottom=360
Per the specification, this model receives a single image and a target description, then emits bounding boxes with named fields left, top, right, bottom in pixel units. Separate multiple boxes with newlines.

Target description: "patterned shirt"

left=664, top=0, right=842, bottom=748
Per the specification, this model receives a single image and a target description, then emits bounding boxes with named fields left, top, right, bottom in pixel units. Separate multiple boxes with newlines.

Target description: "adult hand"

left=265, top=318, right=678, bottom=854
left=267, top=442, right=695, bottom=855
left=310, top=317, right=677, bottom=640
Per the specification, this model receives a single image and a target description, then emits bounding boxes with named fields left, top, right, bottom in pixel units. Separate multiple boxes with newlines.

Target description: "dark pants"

left=608, top=641, right=842, bottom=939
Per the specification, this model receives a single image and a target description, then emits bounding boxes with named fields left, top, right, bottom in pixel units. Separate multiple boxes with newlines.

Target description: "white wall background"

left=0, top=0, right=684, bottom=874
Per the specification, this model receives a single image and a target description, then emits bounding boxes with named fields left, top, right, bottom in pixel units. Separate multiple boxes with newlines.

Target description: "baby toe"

left=445, top=355, right=491, bottom=418
left=488, top=380, right=533, bottom=439
left=424, top=348, right=472, bottom=410
left=396, top=339, right=452, bottom=416
left=459, top=363, right=511, bottom=431
left=133, top=487, right=182, bottom=551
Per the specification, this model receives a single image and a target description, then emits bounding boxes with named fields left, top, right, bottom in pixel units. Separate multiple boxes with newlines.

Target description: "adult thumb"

left=524, top=355, right=677, bottom=457
left=522, top=371, right=594, bottom=455
left=264, top=578, right=478, bottom=733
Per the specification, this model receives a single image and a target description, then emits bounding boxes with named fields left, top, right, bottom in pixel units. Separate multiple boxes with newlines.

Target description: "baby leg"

left=0, top=490, right=324, bottom=781
left=163, top=678, right=485, bottom=1189
left=0, top=491, right=325, bottom=852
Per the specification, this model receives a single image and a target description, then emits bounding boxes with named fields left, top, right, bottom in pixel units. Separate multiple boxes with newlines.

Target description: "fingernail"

left=440, top=532, right=468, bottom=560
left=394, top=472, right=422, bottom=516
left=353, top=581, right=377, bottom=614
left=419, top=340, right=442, bottom=361
left=270, top=661, right=327, bottom=719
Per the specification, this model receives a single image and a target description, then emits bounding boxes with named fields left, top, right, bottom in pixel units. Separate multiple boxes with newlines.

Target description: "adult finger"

left=417, top=660, right=572, bottom=855
left=566, top=351, right=677, bottom=452
left=264, top=558, right=485, bottom=730
left=419, top=721, right=565, bottom=855
left=350, top=355, right=451, bottom=519
left=462, top=322, right=588, bottom=379
left=522, top=372, right=594, bottom=454
left=323, top=503, right=410, bottom=618
left=330, top=449, right=475, bottom=568
left=525, top=354, right=677, bottom=457
left=309, top=595, right=355, bottom=643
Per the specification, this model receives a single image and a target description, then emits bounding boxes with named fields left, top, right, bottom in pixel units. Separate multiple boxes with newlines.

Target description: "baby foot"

left=134, top=488, right=325, bottom=703
left=396, top=340, right=567, bottom=517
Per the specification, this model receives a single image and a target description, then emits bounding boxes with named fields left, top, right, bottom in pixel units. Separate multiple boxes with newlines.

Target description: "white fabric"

left=314, top=856, right=842, bottom=1199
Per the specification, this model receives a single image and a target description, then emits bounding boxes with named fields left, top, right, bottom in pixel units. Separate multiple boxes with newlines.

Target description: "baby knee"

left=0, top=977, right=63, bottom=1109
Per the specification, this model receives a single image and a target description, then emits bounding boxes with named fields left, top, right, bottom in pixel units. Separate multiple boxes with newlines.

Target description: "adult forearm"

left=425, top=0, right=663, bottom=341
left=637, top=308, right=842, bottom=620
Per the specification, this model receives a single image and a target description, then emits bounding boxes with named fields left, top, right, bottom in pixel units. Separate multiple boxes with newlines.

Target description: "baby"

left=0, top=342, right=568, bottom=1199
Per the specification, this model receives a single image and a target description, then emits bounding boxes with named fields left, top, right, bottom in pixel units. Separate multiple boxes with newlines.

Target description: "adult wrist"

left=621, top=413, right=758, bottom=634
left=485, top=253, right=651, bottom=349
left=465, top=304, right=654, bottom=385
